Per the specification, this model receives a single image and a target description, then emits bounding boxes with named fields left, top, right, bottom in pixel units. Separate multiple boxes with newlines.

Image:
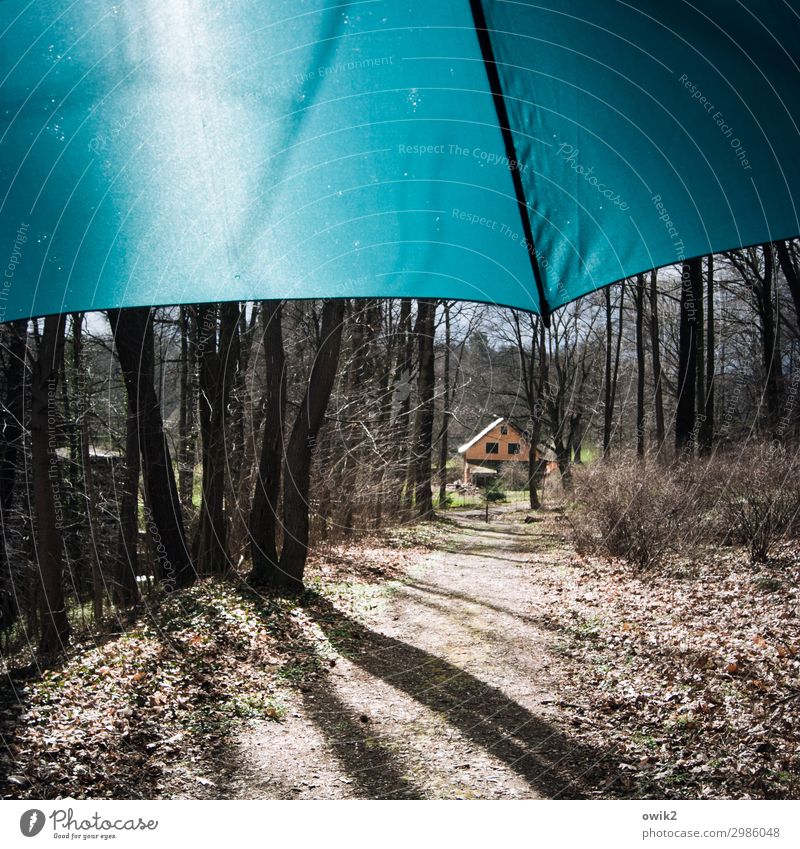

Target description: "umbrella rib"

left=468, top=0, right=551, bottom=321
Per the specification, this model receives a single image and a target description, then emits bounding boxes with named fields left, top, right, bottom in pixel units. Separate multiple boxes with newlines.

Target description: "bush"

left=485, top=487, right=507, bottom=502
left=713, top=444, right=800, bottom=562
left=497, top=461, right=531, bottom=491
left=570, top=444, right=800, bottom=568
left=570, top=455, right=684, bottom=569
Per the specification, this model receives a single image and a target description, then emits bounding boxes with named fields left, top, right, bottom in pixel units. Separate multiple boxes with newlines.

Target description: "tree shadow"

left=452, top=522, right=533, bottom=539
left=300, top=591, right=619, bottom=799
left=295, top=663, right=424, bottom=799
left=445, top=548, right=533, bottom=565
left=396, top=579, right=565, bottom=635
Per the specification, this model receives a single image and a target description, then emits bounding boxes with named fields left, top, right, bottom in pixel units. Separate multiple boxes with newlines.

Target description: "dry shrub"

left=571, top=455, right=684, bottom=569
left=711, top=444, right=800, bottom=562
left=571, top=444, right=800, bottom=568
left=497, top=461, right=531, bottom=491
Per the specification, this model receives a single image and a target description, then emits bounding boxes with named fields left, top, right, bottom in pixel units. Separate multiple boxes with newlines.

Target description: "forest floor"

left=2, top=504, right=799, bottom=799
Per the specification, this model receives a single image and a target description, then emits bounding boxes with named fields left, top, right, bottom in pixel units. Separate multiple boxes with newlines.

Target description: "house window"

left=485, top=442, right=499, bottom=454
left=500, top=425, right=508, bottom=435
left=508, top=442, right=520, bottom=455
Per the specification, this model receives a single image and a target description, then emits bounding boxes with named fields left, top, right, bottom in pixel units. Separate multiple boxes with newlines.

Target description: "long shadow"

left=218, top=595, right=425, bottom=799
left=445, top=548, right=534, bottom=565
left=452, top=526, right=568, bottom=551
left=295, top=664, right=424, bottom=799
left=300, top=591, right=619, bottom=799
left=452, top=524, right=534, bottom=539
left=397, top=580, right=566, bottom=635
left=274, top=619, right=424, bottom=799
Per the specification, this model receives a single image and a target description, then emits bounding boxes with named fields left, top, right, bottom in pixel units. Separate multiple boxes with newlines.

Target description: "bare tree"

left=108, top=307, right=194, bottom=589
left=507, top=309, right=546, bottom=508
left=393, top=299, right=415, bottom=514
left=635, top=274, right=646, bottom=457
left=411, top=299, right=436, bottom=518
left=0, top=320, right=28, bottom=633
left=725, top=247, right=784, bottom=434
left=31, top=314, right=68, bottom=656
left=676, top=258, right=702, bottom=453
left=72, top=313, right=103, bottom=621
left=177, top=305, right=197, bottom=511
left=114, top=377, right=140, bottom=607
left=603, top=284, right=625, bottom=458
left=436, top=302, right=469, bottom=508
left=545, top=302, right=597, bottom=489
left=699, top=255, right=715, bottom=453
left=776, top=238, right=800, bottom=325
left=278, top=299, right=346, bottom=584
left=649, top=269, right=666, bottom=451
left=195, top=302, right=240, bottom=574
left=249, top=301, right=287, bottom=585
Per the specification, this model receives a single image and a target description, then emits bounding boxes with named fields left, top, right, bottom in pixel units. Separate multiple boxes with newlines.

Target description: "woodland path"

left=5, top=503, right=793, bottom=800
left=208, top=508, right=614, bottom=799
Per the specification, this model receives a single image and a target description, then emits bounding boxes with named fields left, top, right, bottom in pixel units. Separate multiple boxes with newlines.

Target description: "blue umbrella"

left=2, top=0, right=799, bottom=320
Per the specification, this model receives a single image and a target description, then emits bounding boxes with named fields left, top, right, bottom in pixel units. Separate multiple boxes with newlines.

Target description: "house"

left=457, top=417, right=556, bottom=485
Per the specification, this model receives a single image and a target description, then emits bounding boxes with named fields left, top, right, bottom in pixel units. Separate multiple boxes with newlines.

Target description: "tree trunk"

left=760, top=244, right=783, bottom=432
left=195, top=303, right=217, bottom=572
left=570, top=412, right=584, bottom=464
left=0, top=319, right=27, bottom=633
left=437, top=302, right=452, bottom=509
left=108, top=307, right=193, bottom=590
left=226, top=303, right=255, bottom=558
left=336, top=301, right=371, bottom=533
left=635, top=274, right=646, bottom=458
left=527, top=444, right=541, bottom=508
left=177, top=305, right=197, bottom=511
left=696, top=261, right=705, bottom=449
left=278, top=299, right=345, bottom=587
left=249, top=300, right=287, bottom=585
left=394, top=300, right=415, bottom=513
left=553, top=438, right=572, bottom=488
left=528, top=320, right=547, bottom=508
left=676, top=258, right=702, bottom=453
left=195, top=302, right=239, bottom=574
left=412, top=299, right=436, bottom=518
left=776, top=239, right=800, bottom=324
left=72, top=313, right=104, bottom=622
left=699, top=254, right=715, bottom=454
left=114, top=390, right=140, bottom=606
left=648, top=269, right=666, bottom=451
left=31, top=313, right=69, bottom=657
left=603, top=287, right=613, bottom=458
left=603, top=284, right=625, bottom=457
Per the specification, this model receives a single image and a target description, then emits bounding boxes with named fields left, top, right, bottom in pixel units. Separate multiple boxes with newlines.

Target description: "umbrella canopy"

left=1, top=0, right=799, bottom=321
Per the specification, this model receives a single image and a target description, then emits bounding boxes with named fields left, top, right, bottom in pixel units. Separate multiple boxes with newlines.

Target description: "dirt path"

left=212, top=509, right=614, bottom=799
left=6, top=503, right=795, bottom=800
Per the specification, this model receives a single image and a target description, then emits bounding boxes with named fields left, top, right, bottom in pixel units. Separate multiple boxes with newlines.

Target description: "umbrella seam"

left=468, top=0, right=551, bottom=321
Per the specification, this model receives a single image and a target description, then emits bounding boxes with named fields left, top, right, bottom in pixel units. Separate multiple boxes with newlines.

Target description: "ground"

left=2, top=505, right=798, bottom=799
left=211, top=508, right=605, bottom=799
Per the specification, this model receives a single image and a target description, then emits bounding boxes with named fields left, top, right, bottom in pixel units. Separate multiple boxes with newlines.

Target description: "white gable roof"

left=457, top=417, right=505, bottom=454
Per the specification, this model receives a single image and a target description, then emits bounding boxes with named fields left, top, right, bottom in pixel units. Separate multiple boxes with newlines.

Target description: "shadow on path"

left=400, top=579, right=566, bottom=636
left=290, top=629, right=424, bottom=799
left=300, top=591, right=617, bottom=799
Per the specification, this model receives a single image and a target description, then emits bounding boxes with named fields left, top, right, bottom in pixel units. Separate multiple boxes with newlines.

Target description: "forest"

left=1, top=242, right=799, bottom=800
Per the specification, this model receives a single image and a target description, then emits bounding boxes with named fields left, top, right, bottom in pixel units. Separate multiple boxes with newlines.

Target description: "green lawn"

left=438, top=489, right=532, bottom=509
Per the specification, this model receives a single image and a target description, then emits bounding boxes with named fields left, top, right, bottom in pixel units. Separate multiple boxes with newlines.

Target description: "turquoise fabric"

left=481, top=0, right=800, bottom=311
left=1, top=1, right=799, bottom=320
